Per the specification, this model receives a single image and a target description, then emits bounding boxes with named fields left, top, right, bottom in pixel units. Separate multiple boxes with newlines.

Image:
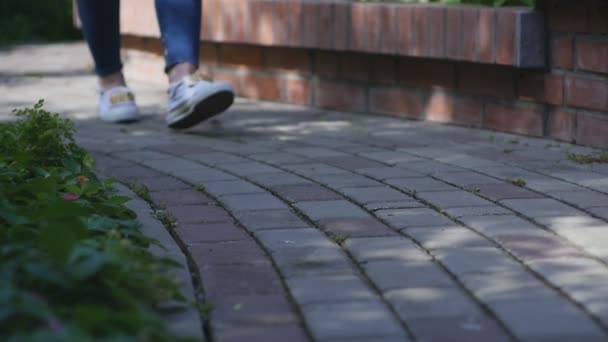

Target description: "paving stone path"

left=3, top=43, right=608, bottom=342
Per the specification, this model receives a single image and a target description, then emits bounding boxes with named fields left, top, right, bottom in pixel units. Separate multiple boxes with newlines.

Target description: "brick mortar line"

left=149, top=143, right=520, bottom=341
left=104, top=153, right=317, bottom=342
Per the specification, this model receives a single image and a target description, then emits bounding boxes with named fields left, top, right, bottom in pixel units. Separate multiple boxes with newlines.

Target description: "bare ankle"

left=168, top=63, right=197, bottom=83
left=99, top=72, right=127, bottom=90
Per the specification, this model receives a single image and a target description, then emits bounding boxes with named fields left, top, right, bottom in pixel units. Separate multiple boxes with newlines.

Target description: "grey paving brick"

left=385, top=177, right=458, bottom=193
left=132, top=176, right=192, bottom=192
left=247, top=172, right=314, bottom=187
left=398, top=161, right=465, bottom=175
left=493, top=231, right=586, bottom=262
left=362, top=260, right=456, bottom=292
left=547, top=190, right=608, bottom=209
left=286, top=274, right=375, bottom=305
left=221, top=193, right=287, bottom=211
left=284, top=147, right=349, bottom=158
left=345, top=236, right=430, bottom=262
left=120, top=150, right=173, bottom=162
left=406, top=315, right=512, bottom=342
left=272, top=246, right=355, bottom=278
left=476, top=183, right=543, bottom=201
left=356, top=167, right=422, bottom=180
left=501, top=198, right=586, bottom=218
left=434, top=247, right=522, bottom=275
left=318, top=156, right=386, bottom=170
left=376, top=208, right=454, bottom=229
left=201, top=264, right=284, bottom=297
left=213, top=323, right=310, bottom=342
left=359, top=151, right=427, bottom=165
left=302, top=300, right=406, bottom=340
left=255, top=228, right=335, bottom=251
left=250, top=152, right=311, bottom=165
left=385, top=286, right=482, bottom=319
left=234, top=209, right=310, bottom=231
left=152, top=142, right=214, bottom=155
left=174, top=167, right=237, bottom=183
left=340, top=186, right=413, bottom=205
left=203, top=179, right=265, bottom=196
left=524, top=176, right=585, bottom=193
left=284, top=163, right=348, bottom=176
left=417, top=191, right=495, bottom=208
left=459, top=270, right=551, bottom=303
left=318, top=217, right=399, bottom=237
left=589, top=206, right=608, bottom=221
left=461, top=215, right=544, bottom=235
left=488, top=295, right=606, bottom=341
left=176, top=222, right=251, bottom=244
left=211, top=294, right=298, bottom=327
left=295, top=200, right=370, bottom=220
left=141, top=158, right=203, bottom=174
left=272, top=184, right=342, bottom=203
left=405, top=227, right=494, bottom=250
left=186, top=152, right=250, bottom=165
left=149, top=189, right=213, bottom=206
left=219, top=161, right=281, bottom=176
left=314, top=173, right=381, bottom=189
left=166, top=204, right=232, bottom=224
left=189, top=241, right=272, bottom=266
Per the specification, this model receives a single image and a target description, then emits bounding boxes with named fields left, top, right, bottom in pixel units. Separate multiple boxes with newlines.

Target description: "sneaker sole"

left=168, top=90, right=234, bottom=129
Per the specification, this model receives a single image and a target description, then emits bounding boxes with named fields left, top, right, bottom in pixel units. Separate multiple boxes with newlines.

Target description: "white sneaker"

left=98, top=86, right=140, bottom=123
left=166, top=74, right=235, bottom=129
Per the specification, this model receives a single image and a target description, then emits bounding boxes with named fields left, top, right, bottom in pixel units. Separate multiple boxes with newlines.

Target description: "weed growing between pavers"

left=505, top=178, right=527, bottom=187
left=567, top=152, right=608, bottom=164
left=0, top=101, right=193, bottom=341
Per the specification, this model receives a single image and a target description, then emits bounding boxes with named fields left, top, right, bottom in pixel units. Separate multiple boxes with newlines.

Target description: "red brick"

left=213, top=70, right=242, bottom=95
left=565, top=75, right=608, bottom=111
left=547, top=2, right=587, bottom=33
left=369, top=87, right=424, bottom=119
left=202, top=0, right=223, bottom=41
left=576, top=112, right=608, bottom=147
left=576, top=39, right=608, bottom=74
left=350, top=3, right=367, bottom=51
left=315, top=81, right=366, bottom=112
left=250, top=0, right=275, bottom=45
left=397, top=6, right=412, bottom=55
left=371, top=56, right=396, bottom=85
left=265, top=48, right=311, bottom=74
left=340, top=54, right=370, bottom=82
left=301, top=2, right=319, bottom=48
left=426, top=91, right=483, bottom=127
left=220, top=45, right=264, bottom=69
left=478, top=9, right=496, bottom=64
left=333, top=3, right=349, bottom=51
left=428, top=7, right=446, bottom=59
left=318, top=3, right=333, bottom=50
left=445, top=8, right=462, bottom=60
left=485, top=102, right=543, bottom=136
left=241, top=73, right=282, bottom=101
left=285, top=78, right=311, bottom=105
left=314, top=52, right=339, bottom=79
left=222, top=0, right=249, bottom=43
left=518, top=72, right=563, bottom=105
left=496, top=11, right=517, bottom=66
left=548, top=109, right=574, bottom=142
left=286, top=1, right=303, bottom=48
left=397, top=58, right=455, bottom=89
left=275, top=1, right=290, bottom=46
left=376, top=4, right=398, bottom=55
left=551, top=37, right=573, bottom=69
left=458, top=64, right=515, bottom=99
left=461, top=7, right=479, bottom=62
left=410, top=6, right=429, bottom=57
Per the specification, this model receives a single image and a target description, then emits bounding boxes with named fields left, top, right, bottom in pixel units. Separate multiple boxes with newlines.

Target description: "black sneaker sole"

left=168, top=90, right=234, bottom=129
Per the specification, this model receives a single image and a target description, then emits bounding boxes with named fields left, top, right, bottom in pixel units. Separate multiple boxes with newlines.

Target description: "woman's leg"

left=154, top=0, right=201, bottom=83
left=76, top=0, right=125, bottom=89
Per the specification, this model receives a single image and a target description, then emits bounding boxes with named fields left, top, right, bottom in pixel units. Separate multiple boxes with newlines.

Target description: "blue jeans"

left=77, top=0, right=201, bottom=76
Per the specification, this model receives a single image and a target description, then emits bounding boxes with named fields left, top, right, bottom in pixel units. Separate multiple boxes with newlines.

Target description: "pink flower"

left=62, top=193, right=80, bottom=201
left=76, top=175, right=90, bottom=183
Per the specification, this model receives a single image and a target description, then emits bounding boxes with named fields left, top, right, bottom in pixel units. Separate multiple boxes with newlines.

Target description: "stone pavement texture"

left=3, top=42, right=608, bottom=342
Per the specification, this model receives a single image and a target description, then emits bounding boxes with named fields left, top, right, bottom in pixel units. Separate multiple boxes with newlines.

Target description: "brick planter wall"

left=111, top=0, right=608, bottom=148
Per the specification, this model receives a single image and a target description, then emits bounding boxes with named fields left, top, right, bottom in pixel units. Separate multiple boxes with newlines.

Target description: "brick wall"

left=118, top=0, right=608, bottom=149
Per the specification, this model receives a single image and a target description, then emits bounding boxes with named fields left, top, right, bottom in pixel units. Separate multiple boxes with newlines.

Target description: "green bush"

left=0, top=101, right=192, bottom=341
left=0, top=0, right=81, bottom=45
